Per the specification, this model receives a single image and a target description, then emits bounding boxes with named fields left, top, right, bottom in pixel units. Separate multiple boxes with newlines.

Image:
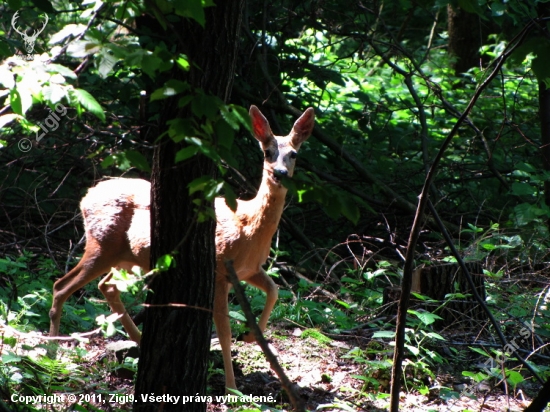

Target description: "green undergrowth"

left=2, top=224, right=550, bottom=411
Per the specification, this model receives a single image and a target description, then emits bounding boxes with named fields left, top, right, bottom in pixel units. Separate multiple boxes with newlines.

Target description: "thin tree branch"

left=224, top=260, right=305, bottom=412
left=234, top=87, right=460, bottom=232
left=389, top=20, right=538, bottom=412
left=427, top=199, right=543, bottom=384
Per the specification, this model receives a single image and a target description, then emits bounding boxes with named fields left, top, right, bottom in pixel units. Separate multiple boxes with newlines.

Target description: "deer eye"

left=290, top=151, right=297, bottom=159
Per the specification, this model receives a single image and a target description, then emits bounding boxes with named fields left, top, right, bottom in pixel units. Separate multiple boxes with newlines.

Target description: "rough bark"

left=447, top=4, right=481, bottom=75
left=524, top=375, right=550, bottom=412
left=539, top=82, right=550, bottom=228
left=538, top=4, right=550, bottom=228
left=134, top=2, right=244, bottom=411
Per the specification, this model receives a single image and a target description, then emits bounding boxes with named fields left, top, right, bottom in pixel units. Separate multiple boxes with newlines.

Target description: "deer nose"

left=273, top=169, right=288, bottom=180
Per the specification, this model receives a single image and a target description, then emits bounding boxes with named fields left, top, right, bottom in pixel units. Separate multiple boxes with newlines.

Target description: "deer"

left=48, top=105, right=315, bottom=390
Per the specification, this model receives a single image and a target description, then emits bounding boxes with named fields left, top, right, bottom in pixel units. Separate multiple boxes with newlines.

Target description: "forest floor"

left=205, top=324, right=534, bottom=412
left=2, top=321, right=538, bottom=411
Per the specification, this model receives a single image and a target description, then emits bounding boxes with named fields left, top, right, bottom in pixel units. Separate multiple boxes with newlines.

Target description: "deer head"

left=249, top=106, right=315, bottom=187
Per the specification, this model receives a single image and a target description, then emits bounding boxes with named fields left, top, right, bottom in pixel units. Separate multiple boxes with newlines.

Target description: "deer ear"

left=249, top=105, right=273, bottom=145
left=291, top=107, right=315, bottom=146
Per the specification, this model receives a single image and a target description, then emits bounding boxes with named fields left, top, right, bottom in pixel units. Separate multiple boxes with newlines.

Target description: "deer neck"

left=245, top=173, right=287, bottom=232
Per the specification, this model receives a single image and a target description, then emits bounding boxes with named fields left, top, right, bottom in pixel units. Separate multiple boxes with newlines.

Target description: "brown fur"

left=48, top=106, right=315, bottom=390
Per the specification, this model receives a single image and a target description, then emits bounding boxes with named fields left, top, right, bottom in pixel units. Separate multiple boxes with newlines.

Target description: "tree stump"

left=382, top=262, right=486, bottom=328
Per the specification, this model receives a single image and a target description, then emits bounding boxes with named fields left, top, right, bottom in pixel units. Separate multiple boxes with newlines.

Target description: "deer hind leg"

left=97, top=270, right=142, bottom=344
left=213, top=280, right=236, bottom=390
left=241, top=269, right=278, bottom=343
left=49, top=240, right=115, bottom=338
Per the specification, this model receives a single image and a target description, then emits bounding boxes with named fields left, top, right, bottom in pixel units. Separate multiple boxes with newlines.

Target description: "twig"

left=389, top=19, right=540, bottom=412
left=141, top=303, right=212, bottom=313
left=427, top=199, right=543, bottom=384
left=234, top=87, right=459, bottom=233
left=224, top=259, right=305, bottom=412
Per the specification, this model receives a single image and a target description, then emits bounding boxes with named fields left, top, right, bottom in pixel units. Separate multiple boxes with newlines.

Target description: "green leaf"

left=67, top=39, right=101, bottom=58
left=49, top=24, right=87, bottom=45
left=174, top=0, right=206, bottom=26
left=228, top=311, right=246, bottom=322
left=151, top=80, right=190, bottom=101
left=178, top=95, right=194, bottom=108
left=335, top=299, right=350, bottom=309
left=491, top=2, right=505, bottom=17
left=175, top=145, right=199, bottom=163
left=125, top=150, right=151, bottom=172
left=141, top=53, right=162, bottom=78
left=408, top=309, right=442, bottom=325
left=511, top=38, right=550, bottom=86
left=176, top=54, right=190, bottom=71
left=516, top=162, right=537, bottom=173
left=372, top=330, right=395, bottom=339
left=101, top=154, right=130, bottom=170
left=106, top=320, right=116, bottom=337
left=405, top=344, right=419, bottom=356
left=468, top=346, right=490, bottom=357
left=2, top=353, right=21, bottom=363
left=339, top=194, right=360, bottom=225
left=100, top=154, right=115, bottom=169
left=410, top=292, right=436, bottom=302
left=0, top=67, right=14, bottom=89
left=71, top=88, right=105, bottom=121
left=422, top=331, right=446, bottom=341
left=2, top=336, right=17, bottom=347
left=42, top=85, right=67, bottom=104
left=188, top=175, right=212, bottom=195
left=0, top=41, right=11, bottom=58
left=156, top=254, right=174, bottom=271
left=31, top=0, right=54, bottom=13
left=222, top=182, right=237, bottom=211
left=7, top=0, right=22, bottom=10
left=513, top=203, right=546, bottom=226
left=532, top=53, right=550, bottom=87
left=47, top=63, right=78, bottom=79
left=204, top=179, right=224, bottom=200
left=168, top=118, right=194, bottom=142
left=457, top=0, right=486, bottom=17
left=307, top=66, right=346, bottom=88
left=214, top=118, right=235, bottom=149
left=505, top=370, right=524, bottom=386
left=97, top=49, right=118, bottom=78
left=185, top=136, right=219, bottom=161
left=480, top=242, right=496, bottom=251
left=0, top=114, right=21, bottom=128
left=191, top=93, right=222, bottom=119
left=221, top=104, right=250, bottom=131
left=101, top=150, right=150, bottom=172
left=16, top=85, right=32, bottom=115
left=10, top=89, right=22, bottom=115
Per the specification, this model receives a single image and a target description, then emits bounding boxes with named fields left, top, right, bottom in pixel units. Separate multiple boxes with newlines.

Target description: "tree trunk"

left=134, top=2, right=244, bottom=411
left=538, top=4, right=550, bottom=228
left=447, top=5, right=481, bottom=75
left=524, top=375, right=550, bottom=412
left=540, top=82, right=550, bottom=228
left=382, top=262, right=485, bottom=327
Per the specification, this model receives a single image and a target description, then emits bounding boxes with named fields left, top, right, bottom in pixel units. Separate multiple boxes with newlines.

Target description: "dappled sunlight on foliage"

left=1, top=0, right=550, bottom=410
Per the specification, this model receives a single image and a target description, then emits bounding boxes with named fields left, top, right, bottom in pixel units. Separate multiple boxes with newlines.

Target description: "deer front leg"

left=241, top=269, right=278, bottom=343
left=213, top=280, right=236, bottom=391
left=98, top=271, right=142, bottom=344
